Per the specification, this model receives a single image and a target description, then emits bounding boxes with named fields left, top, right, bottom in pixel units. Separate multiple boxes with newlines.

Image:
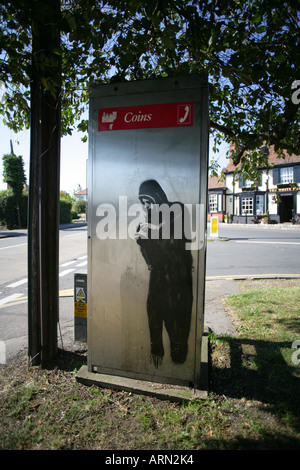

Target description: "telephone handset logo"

left=177, top=104, right=192, bottom=125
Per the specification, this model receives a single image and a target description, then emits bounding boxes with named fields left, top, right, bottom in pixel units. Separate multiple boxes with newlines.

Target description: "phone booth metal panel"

left=87, top=76, right=208, bottom=390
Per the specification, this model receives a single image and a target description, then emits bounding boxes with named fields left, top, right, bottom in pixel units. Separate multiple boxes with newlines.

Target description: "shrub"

left=1, top=191, right=73, bottom=227
left=59, top=199, right=72, bottom=224
left=0, top=190, right=28, bottom=229
left=72, top=199, right=86, bottom=214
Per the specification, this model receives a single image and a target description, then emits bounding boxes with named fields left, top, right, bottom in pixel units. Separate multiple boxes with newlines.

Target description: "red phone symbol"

left=178, top=104, right=191, bottom=124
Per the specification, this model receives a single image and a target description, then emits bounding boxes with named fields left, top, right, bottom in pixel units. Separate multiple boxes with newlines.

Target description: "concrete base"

left=76, top=331, right=208, bottom=402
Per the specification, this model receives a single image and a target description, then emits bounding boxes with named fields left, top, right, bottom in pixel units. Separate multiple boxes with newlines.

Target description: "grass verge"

left=0, top=279, right=299, bottom=450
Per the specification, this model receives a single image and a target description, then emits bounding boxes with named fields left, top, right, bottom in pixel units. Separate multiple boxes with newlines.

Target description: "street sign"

left=86, top=76, right=209, bottom=393
left=74, top=273, right=87, bottom=341
left=98, top=102, right=193, bottom=131
left=76, top=288, right=86, bottom=303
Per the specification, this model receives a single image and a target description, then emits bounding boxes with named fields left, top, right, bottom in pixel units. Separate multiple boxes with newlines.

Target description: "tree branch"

left=210, top=120, right=235, bottom=139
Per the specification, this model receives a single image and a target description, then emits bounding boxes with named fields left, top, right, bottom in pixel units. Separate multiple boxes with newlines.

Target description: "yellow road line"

left=59, top=289, right=74, bottom=296
left=0, top=289, right=74, bottom=308
left=1, top=274, right=299, bottom=308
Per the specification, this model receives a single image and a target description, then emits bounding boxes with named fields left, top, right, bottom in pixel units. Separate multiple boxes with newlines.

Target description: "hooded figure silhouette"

left=136, top=180, right=193, bottom=368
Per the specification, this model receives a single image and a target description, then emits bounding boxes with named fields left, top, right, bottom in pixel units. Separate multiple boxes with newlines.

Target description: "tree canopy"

left=2, top=148, right=26, bottom=198
left=2, top=143, right=26, bottom=228
left=1, top=0, right=299, bottom=175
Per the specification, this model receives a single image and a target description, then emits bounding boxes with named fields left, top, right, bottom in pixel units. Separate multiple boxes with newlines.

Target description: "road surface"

left=206, top=224, right=300, bottom=278
left=0, top=223, right=299, bottom=363
left=0, top=225, right=87, bottom=363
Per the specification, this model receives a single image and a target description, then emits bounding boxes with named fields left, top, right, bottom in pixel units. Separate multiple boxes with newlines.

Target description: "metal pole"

left=28, top=0, right=61, bottom=367
left=28, top=54, right=42, bottom=366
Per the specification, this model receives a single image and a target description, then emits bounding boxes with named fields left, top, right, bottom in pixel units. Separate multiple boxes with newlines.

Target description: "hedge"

left=59, top=198, right=72, bottom=224
left=0, top=190, right=28, bottom=229
left=0, top=190, right=73, bottom=228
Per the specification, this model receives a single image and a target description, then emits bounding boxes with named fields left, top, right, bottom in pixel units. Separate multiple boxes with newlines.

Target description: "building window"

left=242, top=197, right=253, bottom=215
left=209, top=194, right=218, bottom=212
left=256, top=195, right=264, bottom=215
left=280, top=167, right=293, bottom=184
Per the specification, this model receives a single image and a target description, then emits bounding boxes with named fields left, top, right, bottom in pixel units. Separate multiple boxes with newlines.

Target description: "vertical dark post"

left=28, top=0, right=61, bottom=367
left=28, top=62, right=41, bottom=365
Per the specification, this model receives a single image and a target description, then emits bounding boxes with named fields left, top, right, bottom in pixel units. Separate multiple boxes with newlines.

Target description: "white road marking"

left=59, top=268, right=75, bottom=277
left=0, top=341, right=6, bottom=364
left=0, top=293, right=23, bottom=306
left=63, top=233, right=85, bottom=238
left=0, top=243, right=27, bottom=250
left=7, top=278, right=28, bottom=288
left=234, top=240, right=300, bottom=245
left=60, top=260, right=76, bottom=267
left=0, top=290, right=74, bottom=309
left=76, top=261, right=87, bottom=267
left=2, top=257, right=86, bottom=290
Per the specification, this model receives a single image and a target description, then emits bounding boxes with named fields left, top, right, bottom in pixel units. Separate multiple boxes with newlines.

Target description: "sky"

left=0, top=118, right=89, bottom=194
left=0, top=118, right=229, bottom=195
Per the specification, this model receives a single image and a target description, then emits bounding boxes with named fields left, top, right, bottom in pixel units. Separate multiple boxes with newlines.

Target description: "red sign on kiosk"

left=98, top=102, right=193, bottom=131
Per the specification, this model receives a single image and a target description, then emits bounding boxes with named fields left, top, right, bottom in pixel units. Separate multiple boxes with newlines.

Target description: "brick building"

left=208, top=146, right=300, bottom=224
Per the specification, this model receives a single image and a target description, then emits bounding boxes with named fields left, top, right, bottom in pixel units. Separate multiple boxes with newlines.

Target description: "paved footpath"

left=205, top=221, right=300, bottom=335
left=204, top=278, right=240, bottom=336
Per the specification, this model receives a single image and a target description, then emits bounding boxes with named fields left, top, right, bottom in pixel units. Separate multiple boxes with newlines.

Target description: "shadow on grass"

left=41, top=348, right=87, bottom=373
left=210, top=336, right=299, bottom=402
left=210, top=336, right=300, bottom=436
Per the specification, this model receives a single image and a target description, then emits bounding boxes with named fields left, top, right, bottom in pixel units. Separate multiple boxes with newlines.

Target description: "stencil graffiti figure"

left=135, top=180, right=193, bottom=368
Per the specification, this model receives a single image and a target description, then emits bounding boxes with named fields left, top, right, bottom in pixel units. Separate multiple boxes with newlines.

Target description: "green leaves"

left=2, top=152, right=26, bottom=198
left=0, top=0, right=299, bottom=175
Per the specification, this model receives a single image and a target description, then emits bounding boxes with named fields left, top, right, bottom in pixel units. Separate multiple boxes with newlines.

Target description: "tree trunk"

left=28, top=0, right=61, bottom=368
